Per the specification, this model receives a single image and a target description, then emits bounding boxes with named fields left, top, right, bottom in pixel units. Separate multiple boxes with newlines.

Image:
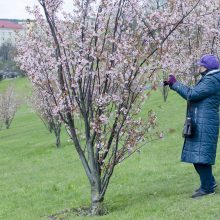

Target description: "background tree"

left=0, top=42, right=25, bottom=76
left=30, top=88, right=62, bottom=148
left=0, top=86, right=20, bottom=129
left=0, top=43, right=16, bottom=62
left=16, top=0, right=220, bottom=215
left=0, top=43, right=16, bottom=73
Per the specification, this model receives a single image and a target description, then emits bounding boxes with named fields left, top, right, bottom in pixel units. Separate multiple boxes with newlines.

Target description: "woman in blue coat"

left=164, top=54, right=220, bottom=198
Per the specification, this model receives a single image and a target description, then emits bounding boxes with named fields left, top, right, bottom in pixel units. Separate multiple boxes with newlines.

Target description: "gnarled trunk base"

left=89, top=200, right=107, bottom=216
left=89, top=185, right=107, bottom=216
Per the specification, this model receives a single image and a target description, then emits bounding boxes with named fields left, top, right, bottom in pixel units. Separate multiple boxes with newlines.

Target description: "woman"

left=164, top=54, right=220, bottom=198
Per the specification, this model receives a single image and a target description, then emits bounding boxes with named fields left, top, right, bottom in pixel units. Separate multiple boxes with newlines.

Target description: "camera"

left=182, top=117, right=192, bottom=138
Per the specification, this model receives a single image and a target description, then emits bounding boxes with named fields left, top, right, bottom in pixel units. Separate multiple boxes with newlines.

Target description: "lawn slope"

left=0, top=78, right=220, bottom=220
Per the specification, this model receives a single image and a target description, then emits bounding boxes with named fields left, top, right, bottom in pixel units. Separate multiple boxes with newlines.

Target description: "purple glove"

left=163, top=74, right=177, bottom=86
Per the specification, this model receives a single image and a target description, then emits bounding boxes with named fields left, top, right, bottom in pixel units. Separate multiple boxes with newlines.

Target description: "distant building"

left=0, top=20, right=24, bottom=46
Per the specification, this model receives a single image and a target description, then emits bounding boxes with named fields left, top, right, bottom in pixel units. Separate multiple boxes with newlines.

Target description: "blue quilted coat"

left=171, top=69, right=220, bottom=165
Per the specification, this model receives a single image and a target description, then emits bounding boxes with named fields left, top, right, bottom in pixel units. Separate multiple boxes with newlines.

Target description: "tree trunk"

left=90, top=183, right=105, bottom=216
left=55, top=133, right=61, bottom=148
left=5, top=119, right=10, bottom=129
left=54, top=125, right=61, bottom=148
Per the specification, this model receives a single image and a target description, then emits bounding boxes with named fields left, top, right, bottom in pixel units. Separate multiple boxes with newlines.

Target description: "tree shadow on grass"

left=46, top=207, right=88, bottom=220
left=46, top=205, right=109, bottom=220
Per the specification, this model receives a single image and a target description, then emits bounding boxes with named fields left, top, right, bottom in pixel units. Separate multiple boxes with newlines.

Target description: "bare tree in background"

left=0, top=43, right=16, bottom=62
left=0, top=86, right=20, bottom=129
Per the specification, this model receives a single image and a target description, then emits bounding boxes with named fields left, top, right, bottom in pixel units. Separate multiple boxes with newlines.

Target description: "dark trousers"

left=193, top=163, right=216, bottom=192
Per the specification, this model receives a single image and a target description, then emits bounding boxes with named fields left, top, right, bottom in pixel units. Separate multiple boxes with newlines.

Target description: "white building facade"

left=0, top=20, right=24, bottom=46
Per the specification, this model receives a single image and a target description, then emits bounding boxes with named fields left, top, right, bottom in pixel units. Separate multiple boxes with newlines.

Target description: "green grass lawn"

left=1, top=78, right=220, bottom=220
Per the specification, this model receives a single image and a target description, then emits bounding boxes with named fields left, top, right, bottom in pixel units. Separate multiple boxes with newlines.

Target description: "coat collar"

left=206, top=69, right=220, bottom=76
left=195, top=69, right=220, bottom=85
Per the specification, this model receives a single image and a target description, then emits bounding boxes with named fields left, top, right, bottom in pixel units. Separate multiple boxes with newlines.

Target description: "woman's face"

left=198, top=66, right=207, bottom=73
left=194, top=66, right=207, bottom=76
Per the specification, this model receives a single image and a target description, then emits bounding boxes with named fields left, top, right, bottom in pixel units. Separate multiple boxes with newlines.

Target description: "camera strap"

left=186, top=100, right=190, bottom=117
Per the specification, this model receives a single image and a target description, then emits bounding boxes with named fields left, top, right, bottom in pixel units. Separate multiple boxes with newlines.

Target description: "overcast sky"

left=0, top=0, right=73, bottom=19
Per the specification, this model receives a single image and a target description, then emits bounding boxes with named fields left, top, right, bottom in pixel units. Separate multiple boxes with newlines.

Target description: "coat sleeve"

left=170, top=76, right=217, bottom=101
